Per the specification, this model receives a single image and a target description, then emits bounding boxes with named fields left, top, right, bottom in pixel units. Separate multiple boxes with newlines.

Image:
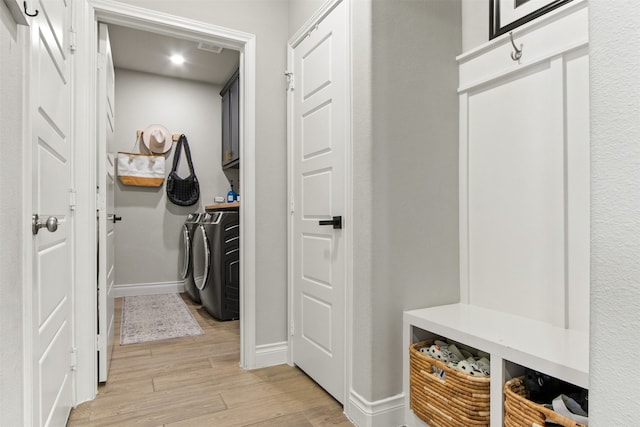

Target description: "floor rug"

left=120, top=293, right=204, bottom=345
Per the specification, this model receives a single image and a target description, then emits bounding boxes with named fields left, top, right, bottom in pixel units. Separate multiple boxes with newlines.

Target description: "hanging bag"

left=116, top=134, right=166, bottom=187
left=166, top=134, right=200, bottom=206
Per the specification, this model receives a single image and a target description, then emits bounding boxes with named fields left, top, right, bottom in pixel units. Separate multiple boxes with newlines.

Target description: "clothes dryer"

left=179, top=212, right=202, bottom=303
left=192, top=211, right=239, bottom=320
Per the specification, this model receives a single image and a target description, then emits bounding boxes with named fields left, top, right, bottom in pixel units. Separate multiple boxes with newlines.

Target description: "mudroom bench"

left=403, top=303, right=589, bottom=427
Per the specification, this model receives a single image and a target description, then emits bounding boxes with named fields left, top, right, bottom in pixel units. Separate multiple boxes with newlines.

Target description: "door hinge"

left=290, top=319, right=295, bottom=337
left=70, top=347, right=78, bottom=371
left=96, top=186, right=105, bottom=210
left=97, top=334, right=105, bottom=350
left=69, top=29, right=77, bottom=53
left=289, top=199, right=295, bottom=214
left=305, top=23, right=319, bottom=40
left=97, top=52, right=106, bottom=70
left=69, top=188, right=77, bottom=211
left=285, top=71, right=294, bottom=91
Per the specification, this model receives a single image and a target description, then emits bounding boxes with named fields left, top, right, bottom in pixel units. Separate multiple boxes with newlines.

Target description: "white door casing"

left=97, top=22, right=116, bottom=382
left=29, top=0, right=74, bottom=425
left=72, top=0, right=258, bottom=404
left=290, top=0, right=348, bottom=404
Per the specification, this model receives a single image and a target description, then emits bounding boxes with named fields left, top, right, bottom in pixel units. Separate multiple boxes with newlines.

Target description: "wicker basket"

left=504, top=377, right=587, bottom=427
left=409, top=341, right=490, bottom=427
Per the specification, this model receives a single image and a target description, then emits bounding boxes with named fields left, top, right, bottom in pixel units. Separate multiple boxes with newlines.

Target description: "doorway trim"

left=72, top=0, right=257, bottom=404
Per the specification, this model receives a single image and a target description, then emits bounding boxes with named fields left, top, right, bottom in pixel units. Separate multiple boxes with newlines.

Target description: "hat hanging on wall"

left=142, top=124, right=173, bottom=154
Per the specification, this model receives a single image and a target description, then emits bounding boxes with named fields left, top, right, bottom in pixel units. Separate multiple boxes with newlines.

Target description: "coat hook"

left=23, top=1, right=39, bottom=17
left=509, top=32, right=522, bottom=61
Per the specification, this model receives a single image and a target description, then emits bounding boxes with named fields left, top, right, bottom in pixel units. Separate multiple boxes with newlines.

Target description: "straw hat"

left=142, top=124, right=172, bottom=154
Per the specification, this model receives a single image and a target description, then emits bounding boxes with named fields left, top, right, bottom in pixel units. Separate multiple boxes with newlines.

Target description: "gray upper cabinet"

left=221, top=69, right=240, bottom=169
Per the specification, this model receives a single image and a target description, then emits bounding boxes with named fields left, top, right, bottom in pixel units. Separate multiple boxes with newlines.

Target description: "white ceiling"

left=107, top=23, right=240, bottom=86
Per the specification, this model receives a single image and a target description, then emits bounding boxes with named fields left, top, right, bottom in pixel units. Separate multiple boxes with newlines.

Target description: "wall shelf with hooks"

left=136, top=130, right=181, bottom=142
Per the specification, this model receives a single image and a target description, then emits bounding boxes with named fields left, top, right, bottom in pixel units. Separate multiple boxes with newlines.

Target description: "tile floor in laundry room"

left=67, top=295, right=352, bottom=427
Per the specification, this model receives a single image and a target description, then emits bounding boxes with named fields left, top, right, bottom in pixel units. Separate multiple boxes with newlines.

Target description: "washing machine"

left=179, top=212, right=203, bottom=303
left=192, top=211, right=240, bottom=320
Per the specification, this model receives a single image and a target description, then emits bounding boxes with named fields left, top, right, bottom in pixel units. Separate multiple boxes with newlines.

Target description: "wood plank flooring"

left=67, top=295, right=353, bottom=427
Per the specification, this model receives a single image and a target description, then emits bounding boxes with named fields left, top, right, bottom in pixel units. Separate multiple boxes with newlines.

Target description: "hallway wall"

left=370, top=0, right=461, bottom=401
left=0, top=3, right=24, bottom=425
left=113, top=69, right=226, bottom=289
left=288, top=0, right=325, bottom=35
left=461, top=0, right=487, bottom=52
left=589, top=1, right=640, bottom=423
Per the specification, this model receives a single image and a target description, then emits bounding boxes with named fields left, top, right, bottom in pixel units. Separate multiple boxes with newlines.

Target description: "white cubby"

left=403, top=303, right=588, bottom=427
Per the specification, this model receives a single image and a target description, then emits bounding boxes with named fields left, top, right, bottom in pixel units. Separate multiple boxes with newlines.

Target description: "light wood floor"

left=67, top=295, right=352, bottom=427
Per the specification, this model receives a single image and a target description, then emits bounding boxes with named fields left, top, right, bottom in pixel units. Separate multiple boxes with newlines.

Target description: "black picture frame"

left=489, top=0, right=573, bottom=40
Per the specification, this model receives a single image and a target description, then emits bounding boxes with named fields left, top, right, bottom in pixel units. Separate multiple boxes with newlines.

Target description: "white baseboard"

left=112, top=281, right=185, bottom=298
left=254, top=341, right=289, bottom=368
left=346, top=390, right=406, bottom=427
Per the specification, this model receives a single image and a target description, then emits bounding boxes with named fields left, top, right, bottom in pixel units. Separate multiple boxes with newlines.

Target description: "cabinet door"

left=221, top=69, right=239, bottom=169
left=229, top=75, right=240, bottom=165
left=221, top=89, right=231, bottom=166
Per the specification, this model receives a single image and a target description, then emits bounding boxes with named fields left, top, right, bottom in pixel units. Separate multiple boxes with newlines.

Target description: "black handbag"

left=166, top=134, right=200, bottom=206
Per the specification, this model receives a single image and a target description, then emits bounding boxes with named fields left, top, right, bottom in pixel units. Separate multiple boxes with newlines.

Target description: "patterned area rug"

left=120, top=293, right=204, bottom=345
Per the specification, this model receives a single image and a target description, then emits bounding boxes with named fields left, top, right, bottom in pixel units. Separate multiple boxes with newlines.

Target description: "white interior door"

left=291, top=0, right=348, bottom=404
left=29, top=0, right=74, bottom=425
left=97, top=22, right=116, bottom=382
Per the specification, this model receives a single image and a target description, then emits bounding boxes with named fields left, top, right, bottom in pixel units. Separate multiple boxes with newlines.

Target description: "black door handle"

left=318, top=216, right=342, bottom=229
left=108, top=214, right=122, bottom=223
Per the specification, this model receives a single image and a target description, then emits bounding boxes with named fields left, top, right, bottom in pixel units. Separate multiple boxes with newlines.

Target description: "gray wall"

left=288, top=0, right=326, bottom=35
left=0, top=3, right=24, bottom=424
left=370, top=0, right=461, bottom=401
left=589, top=1, right=640, bottom=423
left=116, top=0, right=290, bottom=346
left=350, top=0, right=376, bottom=399
left=113, top=68, right=228, bottom=287
left=461, top=0, right=487, bottom=51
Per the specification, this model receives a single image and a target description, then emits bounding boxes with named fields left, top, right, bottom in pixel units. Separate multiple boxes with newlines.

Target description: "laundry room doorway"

left=73, top=1, right=258, bottom=403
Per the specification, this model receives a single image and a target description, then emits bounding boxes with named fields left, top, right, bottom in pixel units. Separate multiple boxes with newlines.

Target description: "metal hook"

left=23, top=1, right=39, bottom=17
left=509, top=32, right=522, bottom=61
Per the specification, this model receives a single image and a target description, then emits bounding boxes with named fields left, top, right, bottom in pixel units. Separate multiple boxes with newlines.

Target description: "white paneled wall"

left=458, top=1, right=589, bottom=330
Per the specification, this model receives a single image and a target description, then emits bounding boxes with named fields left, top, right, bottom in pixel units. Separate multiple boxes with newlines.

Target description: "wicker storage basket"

left=504, top=377, right=587, bottom=427
left=409, top=341, right=490, bottom=427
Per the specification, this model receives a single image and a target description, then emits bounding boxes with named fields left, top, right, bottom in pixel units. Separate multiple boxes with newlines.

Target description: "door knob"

left=318, top=216, right=342, bottom=229
left=107, top=214, right=122, bottom=223
left=32, top=214, right=59, bottom=235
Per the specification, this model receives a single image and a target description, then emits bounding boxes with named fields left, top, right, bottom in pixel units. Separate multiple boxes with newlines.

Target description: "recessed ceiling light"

left=170, top=54, right=185, bottom=65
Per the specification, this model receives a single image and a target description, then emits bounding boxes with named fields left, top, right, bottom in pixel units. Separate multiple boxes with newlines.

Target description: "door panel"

left=31, top=0, right=73, bottom=425
left=302, top=103, right=332, bottom=157
left=292, top=0, right=347, bottom=404
left=302, top=293, right=333, bottom=353
left=302, top=170, right=332, bottom=216
left=97, top=22, right=117, bottom=382
left=301, top=34, right=332, bottom=100
left=302, top=234, right=333, bottom=286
